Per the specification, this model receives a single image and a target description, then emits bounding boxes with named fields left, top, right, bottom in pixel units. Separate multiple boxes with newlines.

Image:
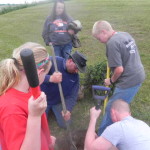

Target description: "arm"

left=62, top=77, right=79, bottom=120
left=2, top=92, right=49, bottom=150
left=20, top=92, right=50, bottom=150
left=84, top=107, right=113, bottom=150
left=42, top=17, right=51, bottom=46
left=44, top=72, right=62, bottom=83
left=104, top=66, right=124, bottom=86
left=49, top=72, right=62, bottom=83
left=84, top=107, right=99, bottom=150
left=44, top=57, right=63, bottom=83
left=20, top=115, right=41, bottom=150
left=111, top=66, right=124, bottom=83
left=105, top=40, right=124, bottom=86
left=65, top=77, right=79, bottom=111
left=68, top=29, right=75, bottom=35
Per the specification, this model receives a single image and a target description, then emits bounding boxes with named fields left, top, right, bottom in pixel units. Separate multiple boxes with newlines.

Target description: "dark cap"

left=67, top=51, right=87, bottom=73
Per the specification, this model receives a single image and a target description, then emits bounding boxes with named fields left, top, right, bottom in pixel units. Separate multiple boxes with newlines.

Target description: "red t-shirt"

left=0, top=88, right=52, bottom=150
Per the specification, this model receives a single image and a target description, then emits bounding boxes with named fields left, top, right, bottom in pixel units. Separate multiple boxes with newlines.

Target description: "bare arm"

left=84, top=107, right=101, bottom=150
left=104, top=66, right=124, bottom=86
left=111, top=66, right=124, bottom=83
left=20, top=92, right=47, bottom=150
left=90, top=136, right=115, bottom=150
left=84, top=107, right=115, bottom=150
left=84, top=117, right=98, bottom=150
left=20, top=116, right=41, bottom=150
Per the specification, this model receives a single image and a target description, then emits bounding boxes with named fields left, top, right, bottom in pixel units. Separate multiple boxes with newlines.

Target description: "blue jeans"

left=46, top=103, right=71, bottom=128
left=98, top=83, right=141, bottom=136
left=53, top=42, right=72, bottom=60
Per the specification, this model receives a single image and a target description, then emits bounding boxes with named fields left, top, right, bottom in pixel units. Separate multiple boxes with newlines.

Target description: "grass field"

left=0, top=0, right=150, bottom=137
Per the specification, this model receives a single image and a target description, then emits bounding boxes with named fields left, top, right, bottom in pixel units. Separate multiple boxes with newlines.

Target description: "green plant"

left=83, top=60, right=107, bottom=90
left=82, top=60, right=115, bottom=98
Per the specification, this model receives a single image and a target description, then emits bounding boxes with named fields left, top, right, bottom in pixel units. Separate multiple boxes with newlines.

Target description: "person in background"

left=42, top=0, right=75, bottom=59
left=41, top=51, right=87, bottom=128
left=92, top=20, right=145, bottom=135
left=85, top=99, right=150, bottom=150
left=0, top=42, right=55, bottom=150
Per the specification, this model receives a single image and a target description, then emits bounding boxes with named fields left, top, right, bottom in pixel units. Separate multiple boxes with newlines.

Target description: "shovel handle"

left=95, top=103, right=100, bottom=110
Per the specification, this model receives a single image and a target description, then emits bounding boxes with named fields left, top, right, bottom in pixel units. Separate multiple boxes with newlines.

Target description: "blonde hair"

left=92, top=20, right=113, bottom=36
left=111, top=99, right=130, bottom=113
left=0, top=42, right=51, bottom=96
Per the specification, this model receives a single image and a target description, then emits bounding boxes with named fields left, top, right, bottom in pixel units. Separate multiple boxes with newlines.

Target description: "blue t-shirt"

left=101, top=116, right=150, bottom=150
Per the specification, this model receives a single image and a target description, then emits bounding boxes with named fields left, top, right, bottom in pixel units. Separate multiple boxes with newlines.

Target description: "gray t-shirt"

left=101, top=116, right=150, bottom=150
left=106, top=32, right=145, bottom=88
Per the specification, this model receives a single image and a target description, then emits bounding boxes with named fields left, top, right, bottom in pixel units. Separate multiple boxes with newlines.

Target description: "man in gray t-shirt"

left=106, top=31, right=145, bottom=89
left=92, top=20, right=145, bottom=135
left=85, top=100, right=150, bottom=150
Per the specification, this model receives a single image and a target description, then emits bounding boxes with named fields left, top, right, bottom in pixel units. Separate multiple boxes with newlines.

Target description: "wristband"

left=110, top=78, right=114, bottom=85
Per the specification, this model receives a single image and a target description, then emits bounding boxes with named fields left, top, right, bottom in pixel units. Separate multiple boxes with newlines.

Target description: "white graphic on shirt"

left=70, top=80, right=75, bottom=82
left=126, top=40, right=136, bottom=54
left=58, top=22, right=63, bottom=27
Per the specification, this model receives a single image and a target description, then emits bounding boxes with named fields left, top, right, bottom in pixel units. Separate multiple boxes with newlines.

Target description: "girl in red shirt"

left=0, top=42, right=55, bottom=150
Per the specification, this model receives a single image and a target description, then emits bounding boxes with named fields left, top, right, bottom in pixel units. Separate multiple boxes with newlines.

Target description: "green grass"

left=0, top=0, right=150, bottom=137
left=0, top=3, right=37, bottom=15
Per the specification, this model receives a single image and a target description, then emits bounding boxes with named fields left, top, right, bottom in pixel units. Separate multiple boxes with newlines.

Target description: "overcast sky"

left=0, top=0, right=46, bottom=4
